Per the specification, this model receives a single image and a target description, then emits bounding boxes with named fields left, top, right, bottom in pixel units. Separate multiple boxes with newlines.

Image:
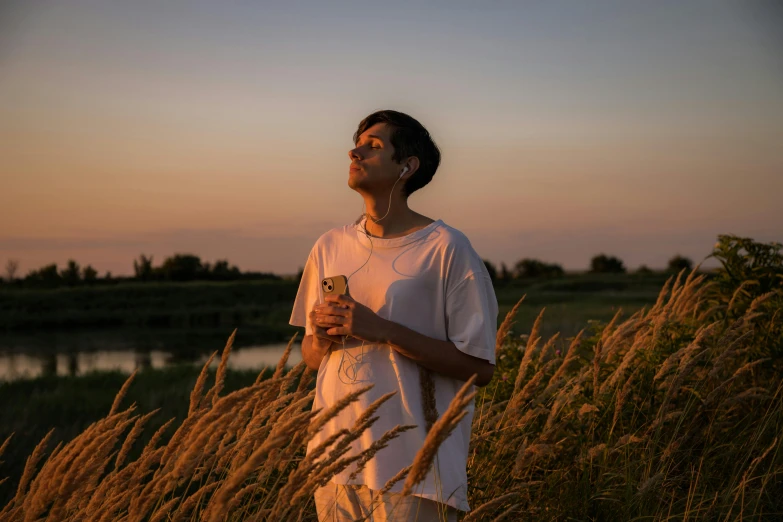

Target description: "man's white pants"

left=314, top=482, right=459, bottom=522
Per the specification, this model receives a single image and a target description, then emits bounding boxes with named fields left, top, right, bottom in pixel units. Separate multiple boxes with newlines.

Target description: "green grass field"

left=0, top=271, right=672, bottom=336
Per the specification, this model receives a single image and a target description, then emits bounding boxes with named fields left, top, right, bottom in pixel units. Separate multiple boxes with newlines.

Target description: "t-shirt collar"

left=353, top=216, right=443, bottom=248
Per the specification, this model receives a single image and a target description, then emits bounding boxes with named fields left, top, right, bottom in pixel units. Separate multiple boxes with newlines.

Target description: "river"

left=0, top=329, right=303, bottom=382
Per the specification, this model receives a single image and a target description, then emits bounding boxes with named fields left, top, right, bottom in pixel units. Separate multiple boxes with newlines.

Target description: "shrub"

left=667, top=254, right=693, bottom=273
left=514, top=258, right=565, bottom=279
left=590, top=254, right=626, bottom=274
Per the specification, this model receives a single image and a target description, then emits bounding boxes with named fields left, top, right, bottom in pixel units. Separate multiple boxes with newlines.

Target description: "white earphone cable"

left=338, top=172, right=405, bottom=384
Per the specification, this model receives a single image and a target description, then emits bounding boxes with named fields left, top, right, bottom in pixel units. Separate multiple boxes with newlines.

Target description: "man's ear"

left=402, top=157, right=421, bottom=179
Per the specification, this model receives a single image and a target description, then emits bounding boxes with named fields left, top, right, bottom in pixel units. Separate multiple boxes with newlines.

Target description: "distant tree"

left=160, top=254, right=203, bottom=281
left=105, top=271, right=113, bottom=281
left=60, top=259, right=82, bottom=286
left=133, top=254, right=155, bottom=281
left=295, top=266, right=304, bottom=283
left=499, top=262, right=512, bottom=283
left=41, top=264, right=61, bottom=283
left=210, top=259, right=241, bottom=281
left=590, top=254, right=626, bottom=274
left=82, top=265, right=98, bottom=283
left=26, top=263, right=62, bottom=287
left=514, top=258, right=565, bottom=279
left=514, top=259, right=535, bottom=278
left=482, top=259, right=497, bottom=283
left=667, top=254, right=693, bottom=273
left=5, top=259, right=19, bottom=282
left=636, top=264, right=654, bottom=275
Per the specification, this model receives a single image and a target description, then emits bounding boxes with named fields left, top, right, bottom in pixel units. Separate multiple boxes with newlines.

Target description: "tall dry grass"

left=0, top=329, right=476, bottom=522
left=1, top=238, right=781, bottom=520
left=469, top=263, right=783, bottom=520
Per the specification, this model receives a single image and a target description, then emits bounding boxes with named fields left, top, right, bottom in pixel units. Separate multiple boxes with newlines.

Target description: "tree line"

left=2, top=252, right=695, bottom=290
left=0, top=254, right=282, bottom=289
left=482, top=254, right=694, bottom=283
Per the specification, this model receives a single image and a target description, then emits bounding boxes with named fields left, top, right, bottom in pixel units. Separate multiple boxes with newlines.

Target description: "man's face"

left=347, top=123, right=401, bottom=193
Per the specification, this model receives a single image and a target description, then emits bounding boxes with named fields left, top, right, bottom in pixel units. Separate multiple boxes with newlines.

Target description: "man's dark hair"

left=353, top=110, right=441, bottom=198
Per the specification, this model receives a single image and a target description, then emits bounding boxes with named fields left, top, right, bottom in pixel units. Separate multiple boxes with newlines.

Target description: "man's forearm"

left=302, top=335, right=330, bottom=371
left=378, top=319, right=494, bottom=386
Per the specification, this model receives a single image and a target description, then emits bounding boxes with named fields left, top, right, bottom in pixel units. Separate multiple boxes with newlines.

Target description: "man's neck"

left=362, top=195, right=419, bottom=239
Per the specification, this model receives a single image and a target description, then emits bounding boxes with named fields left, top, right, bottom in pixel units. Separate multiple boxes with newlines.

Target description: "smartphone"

left=321, top=275, right=349, bottom=297
left=319, top=275, right=349, bottom=343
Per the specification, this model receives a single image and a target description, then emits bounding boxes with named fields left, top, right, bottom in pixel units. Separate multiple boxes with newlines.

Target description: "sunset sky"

left=1, top=1, right=781, bottom=277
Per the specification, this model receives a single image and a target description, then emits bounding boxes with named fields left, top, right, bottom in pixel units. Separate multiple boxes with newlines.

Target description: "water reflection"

left=0, top=342, right=302, bottom=382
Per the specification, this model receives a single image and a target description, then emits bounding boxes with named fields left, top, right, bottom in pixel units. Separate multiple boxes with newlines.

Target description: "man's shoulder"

left=435, top=222, right=490, bottom=282
left=309, top=220, right=357, bottom=254
left=435, top=221, right=476, bottom=254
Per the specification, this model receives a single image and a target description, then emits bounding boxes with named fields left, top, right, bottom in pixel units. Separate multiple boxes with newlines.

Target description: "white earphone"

left=400, top=166, right=409, bottom=178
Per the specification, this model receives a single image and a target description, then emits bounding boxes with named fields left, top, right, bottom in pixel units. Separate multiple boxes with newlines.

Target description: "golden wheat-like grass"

left=0, top=330, right=463, bottom=521
left=402, top=375, right=477, bottom=496
left=495, top=295, right=526, bottom=357
left=465, top=267, right=782, bottom=520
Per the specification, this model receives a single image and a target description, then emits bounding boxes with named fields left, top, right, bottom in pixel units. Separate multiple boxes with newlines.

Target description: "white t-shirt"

left=288, top=216, right=498, bottom=512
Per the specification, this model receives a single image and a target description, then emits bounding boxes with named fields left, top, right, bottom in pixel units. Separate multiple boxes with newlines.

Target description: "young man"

left=289, top=110, right=498, bottom=521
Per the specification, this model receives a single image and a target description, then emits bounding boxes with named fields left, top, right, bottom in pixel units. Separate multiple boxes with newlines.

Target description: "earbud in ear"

left=400, top=166, right=409, bottom=178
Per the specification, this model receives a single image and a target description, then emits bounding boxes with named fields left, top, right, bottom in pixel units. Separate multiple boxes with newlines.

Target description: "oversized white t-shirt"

left=288, top=216, right=498, bottom=512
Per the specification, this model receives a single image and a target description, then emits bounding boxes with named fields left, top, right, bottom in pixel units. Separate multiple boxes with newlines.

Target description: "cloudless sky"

left=1, top=0, right=782, bottom=276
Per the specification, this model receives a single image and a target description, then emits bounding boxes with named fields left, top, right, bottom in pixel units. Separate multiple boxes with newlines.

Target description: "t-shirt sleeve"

left=289, top=249, right=322, bottom=336
left=445, top=268, right=499, bottom=365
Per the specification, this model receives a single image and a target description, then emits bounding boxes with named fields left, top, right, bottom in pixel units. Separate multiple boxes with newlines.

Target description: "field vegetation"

left=0, top=234, right=780, bottom=520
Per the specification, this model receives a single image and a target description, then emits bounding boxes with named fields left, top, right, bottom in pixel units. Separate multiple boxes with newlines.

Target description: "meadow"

left=0, top=271, right=669, bottom=353
left=0, top=235, right=780, bottom=520
left=0, top=279, right=299, bottom=345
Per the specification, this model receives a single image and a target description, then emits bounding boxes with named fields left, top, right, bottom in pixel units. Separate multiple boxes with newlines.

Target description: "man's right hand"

left=309, top=306, right=345, bottom=345
left=302, top=305, right=344, bottom=370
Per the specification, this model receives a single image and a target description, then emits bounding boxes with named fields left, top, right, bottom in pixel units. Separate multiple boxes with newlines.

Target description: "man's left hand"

left=313, top=294, right=390, bottom=344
